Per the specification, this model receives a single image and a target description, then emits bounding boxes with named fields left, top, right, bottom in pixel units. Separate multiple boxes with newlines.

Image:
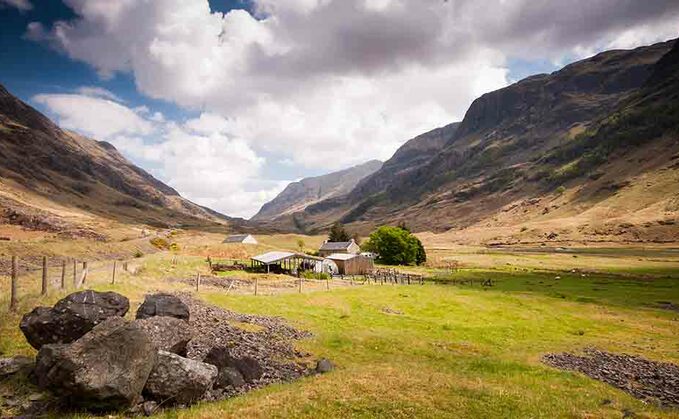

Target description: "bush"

left=169, top=242, right=180, bottom=251
left=301, top=271, right=330, bottom=280
left=362, top=226, right=426, bottom=266
left=133, top=250, right=144, bottom=258
left=149, top=237, right=170, bottom=250
left=555, top=186, right=566, bottom=195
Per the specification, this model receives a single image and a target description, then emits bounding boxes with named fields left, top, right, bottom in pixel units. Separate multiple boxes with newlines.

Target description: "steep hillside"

left=292, top=39, right=679, bottom=243
left=0, top=84, right=243, bottom=239
left=251, top=160, right=382, bottom=221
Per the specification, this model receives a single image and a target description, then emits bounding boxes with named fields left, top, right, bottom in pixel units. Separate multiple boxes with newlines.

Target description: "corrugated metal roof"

left=251, top=251, right=295, bottom=264
left=326, top=253, right=359, bottom=261
left=319, top=241, right=353, bottom=251
left=251, top=251, right=324, bottom=264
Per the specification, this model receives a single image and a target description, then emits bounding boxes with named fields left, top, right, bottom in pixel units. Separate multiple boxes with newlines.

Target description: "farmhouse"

left=326, top=253, right=374, bottom=275
left=318, top=239, right=360, bottom=257
left=223, top=234, right=258, bottom=244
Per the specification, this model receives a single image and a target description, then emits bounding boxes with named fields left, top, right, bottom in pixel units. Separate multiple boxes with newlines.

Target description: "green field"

left=1, top=239, right=679, bottom=418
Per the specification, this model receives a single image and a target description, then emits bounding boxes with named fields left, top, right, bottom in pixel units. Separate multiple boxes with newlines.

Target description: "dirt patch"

left=176, top=293, right=314, bottom=400
left=543, top=348, right=679, bottom=407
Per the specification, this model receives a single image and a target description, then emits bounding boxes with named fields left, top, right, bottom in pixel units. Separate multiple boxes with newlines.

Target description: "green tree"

left=328, top=222, right=351, bottom=242
left=362, top=226, right=427, bottom=266
left=296, top=238, right=305, bottom=253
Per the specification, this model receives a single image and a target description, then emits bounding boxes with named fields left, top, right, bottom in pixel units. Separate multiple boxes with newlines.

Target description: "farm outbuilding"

left=318, top=239, right=361, bottom=257
left=223, top=234, right=258, bottom=244
left=250, top=251, right=323, bottom=274
left=326, top=253, right=374, bottom=275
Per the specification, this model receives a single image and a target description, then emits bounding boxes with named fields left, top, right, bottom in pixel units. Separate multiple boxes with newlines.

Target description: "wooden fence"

left=6, top=256, right=122, bottom=311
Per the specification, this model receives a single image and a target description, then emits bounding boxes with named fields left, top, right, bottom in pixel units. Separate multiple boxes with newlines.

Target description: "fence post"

left=195, top=272, right=201, bottom=291
left=41, top=256, right=48, bottom=296
left=111, top=261, right=117, bottom=285
left=10, top=256, right=18, bottom=310
left=254, top=277, right=259, bottom=296
left=61, top=260, right=66, bottom=289
left=326, top=277, right=330, bottom=290
left=298, top=276, right=302, bottom=293
left=79, top=261, right=88, bottom=287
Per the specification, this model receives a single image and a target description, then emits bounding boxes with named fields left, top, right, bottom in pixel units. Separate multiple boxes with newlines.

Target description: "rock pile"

left=8, top=290, right=324, bottom=414
left=544, top=348, right=679, bottom=407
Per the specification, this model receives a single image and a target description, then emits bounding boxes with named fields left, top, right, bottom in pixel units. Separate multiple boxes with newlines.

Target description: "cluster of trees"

left=322, top=221, right=426, bottom=266
left=362, top=223, right=426, bottom=266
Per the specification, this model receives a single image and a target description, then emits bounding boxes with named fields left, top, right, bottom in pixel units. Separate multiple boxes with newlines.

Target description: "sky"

left=1, top=0, right=678, bottom=219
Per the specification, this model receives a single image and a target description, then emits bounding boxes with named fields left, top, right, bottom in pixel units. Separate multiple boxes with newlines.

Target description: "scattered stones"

left=144, top=351, right=217, bottom=405
left=543, top=348, right=679, bottom=407
left=20, top=290, right=129, bottom=349
left=136, top=293, right=189, bottom=321
left=0, top=355, right=34, bottom=377
left=35, top=317, right=157, bottom=410
left=315, top=358, right=334, bottom=374
left=178, top=293, right=312, bottom=399
left=381, top=307, right=403, bottom=315
left=133, top=316, right=192, bottom=356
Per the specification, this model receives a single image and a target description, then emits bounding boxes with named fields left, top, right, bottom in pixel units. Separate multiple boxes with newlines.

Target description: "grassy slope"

left=1, top=236, right=678, bottom=418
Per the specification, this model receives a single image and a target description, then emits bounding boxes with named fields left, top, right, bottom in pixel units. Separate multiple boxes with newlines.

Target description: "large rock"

left=35, top=317, right=156, bottom=410
left=136, top=293, right=189, bottom=321
left=133, top=316, right=192, bottom=356
left=144, top=351, right=217, bottom=405
left=20, top=290, right=129, bottom=349
left=0, top=356, right=34, bottom=377
left=216, top=367, right=245, bottom=389
left=203, top=347, right=264, bottom=382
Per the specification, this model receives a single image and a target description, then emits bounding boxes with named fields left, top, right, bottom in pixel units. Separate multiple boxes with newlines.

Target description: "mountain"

left=0, top=84, right=243, bottom=239
left=289, top=38, right=679, bottom=244
left=252, top=160, right=382, bottom=221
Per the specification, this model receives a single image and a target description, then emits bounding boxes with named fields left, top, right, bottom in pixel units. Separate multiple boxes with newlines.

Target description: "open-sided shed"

left=251, top=251, right=323, bottom=273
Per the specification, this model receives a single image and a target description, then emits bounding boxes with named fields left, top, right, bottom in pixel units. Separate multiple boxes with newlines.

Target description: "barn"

left=223, top=234, right=258, bottom=244
left=326, top=253, right=374, bottom=275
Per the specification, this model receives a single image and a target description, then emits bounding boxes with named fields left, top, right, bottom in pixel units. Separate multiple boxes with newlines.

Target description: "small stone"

left=216, top=367, right=246, bottom=389
left=136, top=294, right=189, bottom=321
left=315, top=358, right=334, bottom=374
left=142, top=400, right=158, bottom=416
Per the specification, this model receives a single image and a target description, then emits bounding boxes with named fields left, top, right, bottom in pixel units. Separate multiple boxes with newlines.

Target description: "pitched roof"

left=326, top=253, right=359, bottom=261
left=224, top=234, right=251, bottom=243
left=319, top=241, right=354, bottom=251
left=251, top=251, right=323, bottom=264
left=251, top=251, right=295, bottom=264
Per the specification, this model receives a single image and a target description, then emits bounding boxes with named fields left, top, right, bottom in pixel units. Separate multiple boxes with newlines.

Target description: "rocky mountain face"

left=251, top=160, right=382, bottom=221
left=287, top=39, right=679, bottom=243
left=0, top=84, right=242, bottom=237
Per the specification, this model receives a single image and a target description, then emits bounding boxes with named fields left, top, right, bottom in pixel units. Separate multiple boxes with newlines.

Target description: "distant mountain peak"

left=251, top=160, right=383, bottom=221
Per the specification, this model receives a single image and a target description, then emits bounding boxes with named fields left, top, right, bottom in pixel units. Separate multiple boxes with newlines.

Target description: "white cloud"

left=33, top=93, right=153, bottom=139
left=0, top=0, right=32, bottom=11
left=25, top=0, right=679, bottom=216
left=75, top=86, right=123, bottom=102
left=34, top=92, right=278, bottom=218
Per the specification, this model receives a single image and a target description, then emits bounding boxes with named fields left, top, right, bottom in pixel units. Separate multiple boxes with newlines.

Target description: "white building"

left=223, top=234, right=258, bottom=244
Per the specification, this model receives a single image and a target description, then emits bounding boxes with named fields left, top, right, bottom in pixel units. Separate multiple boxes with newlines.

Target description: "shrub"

left=149, top=237, right=170, bottom=250
left=362, top=225, right=426, bottom=266
left=133, top=250, right=144, bottom=258
left=555, top=186, right=566, bottom=195
left=301, top=271, right=330, bottom=280
left=169, top=242, right=180, bottom=251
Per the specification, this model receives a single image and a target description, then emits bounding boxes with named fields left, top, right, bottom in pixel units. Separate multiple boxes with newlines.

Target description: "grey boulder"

left=0, top=356, right=34, bottom=377
left=34, top=317, right=156, bottom=410
left=20, top=290, right=129, bottom=349
left=203, top=346, right=264, bottom=382
left=136, top=293, right=189, bottom=321
left=144, top=351, right=217, bottom=405
left=133, top=316, right=192, bottom=356
left=216, top=367, right=246, bottom=389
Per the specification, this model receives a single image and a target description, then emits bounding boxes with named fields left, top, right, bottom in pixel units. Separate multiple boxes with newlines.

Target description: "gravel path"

left=175, top=293, right=314, bottom=400
left=543, top=348, right=679, bottom=407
